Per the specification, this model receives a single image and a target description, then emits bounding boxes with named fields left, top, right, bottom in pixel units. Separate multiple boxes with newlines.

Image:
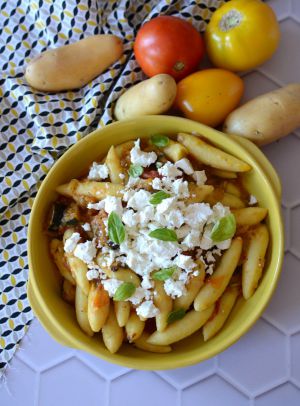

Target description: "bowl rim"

left=27, top=115, right=284, bottom=370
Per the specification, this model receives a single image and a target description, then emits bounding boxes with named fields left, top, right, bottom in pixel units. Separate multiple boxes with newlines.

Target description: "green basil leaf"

left=128, top=164, right=143, bottom=178
left=108, top=211, right=126, bottom=244
left=210, top=213, right=236, bottom=243
left=150, top=134, right=170, bottom=147
left=149, top=228, right=178, bottom=242
left=150, top=191, right=171, bottom=205
left=152, top=266, right=177, bottom=281
left=167, top=308, right=186, bottom=324
left=113, top=282, right=136, bottom=301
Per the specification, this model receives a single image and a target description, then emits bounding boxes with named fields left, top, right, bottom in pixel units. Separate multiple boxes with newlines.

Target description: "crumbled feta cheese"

left=172, top=179, right=190, bottom=198
left=87, top=201, right=105, bottom=210
left=88, top=162, right=109, bottom=180
left=82, top=223, right=91, bottom=232
left=130, top=139, right=157, bottom=167
left=184, top=203, right=212, bottom=227
left=104, top=196, right=123, bottom=216
left=199, top=226, right=214, bottom=250
left=127, top=189, right=151, bottom=211
left=249, top=195, right=258, bottom=205
left=206, top=264, right=214, bottom=275
left=136, top=301, right=159, bottom=319
left=129, top=287, right=147, bottom=305
left=64, top=232, right=81, bottom=253
left=176, top=225, right=191, bottom=239
left=152, top=177, right=163, bottom=190
left=102, top=279, right=122, bottom=296
left=174, top=254, right=196, bottom=270
left=122, top=209, right=139, bottom=227
left=175, top=158, right=194, bottom=175
left=193, top=170, right=207, bottom=185
left=216, top=239, right=232, bottom=250
left=164, top=279, right=186, bottom=298
left=74, top=240, right=97, bottom=264
left=181, top=229, right=201, bottom=249
left=156, top=197, right=176, bottom=214
left=166, top=209, right=185, bottom=228
left=119, top=173, right=125, bottom=179
left=158, top=162, right=182, bottom=179
left=211, top=202, right=230, bottom=221
left=205, top=251, right=216, bottom=263
left=86, top=269, right=100, bottom=280
left=141, top=275, right=154, bottom=290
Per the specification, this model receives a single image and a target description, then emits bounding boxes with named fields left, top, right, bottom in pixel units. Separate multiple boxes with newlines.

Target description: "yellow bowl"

left=27, top=116, right=283, bottom=370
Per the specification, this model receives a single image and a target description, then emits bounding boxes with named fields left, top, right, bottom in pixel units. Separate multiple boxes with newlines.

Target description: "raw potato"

left=223, top=84, right=300, bottom=145
left=25, top=35, right=123, bottom=92
left=114, top=74, right=177, bottom=120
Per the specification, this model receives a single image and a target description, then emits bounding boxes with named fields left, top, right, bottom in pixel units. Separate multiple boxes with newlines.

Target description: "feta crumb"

left=152, top=177, right=163, bottom=190
left=175, top=254, right=196, bottom=270
left=184, top=203, right=212, bottom=227
left=87, top=201, right=105, bottom=210
left=129, top=287, right=146, bottom=305
left=249, top=195, right=258, bottom=205
left=130, top=139, right=157, bottom=167
left=156, top=197, right=176, bottom=214
left=172, top=178, right=189, bottom=198
left=88, top=162, right=109, bottom=180
left=158, top=162, right=182, bottom=179
left=175, top=158, right=194, bottom=175
left=216, top=239, right=232, bottom=250
left=127, top=189, right=151, bottom=211
left=206, top=264, right=214, bottom=275
left=136, top=301, right=159, bottom=319
left=82, top=223, right=91, bottom=232
left=193, top=170, right=207, bottom=185
left=64, top=232, right=81, bottom=253
left=74, top=240, right=97, bottom=264
left=86, top=269, right=100, bottom=280
left=119, top=173, right=125, bottom=179
left=102, top=279, right=122, bottom=296
left=104, top=196, right=123, bottom=216
left=164, top=279, right=186, bottom=298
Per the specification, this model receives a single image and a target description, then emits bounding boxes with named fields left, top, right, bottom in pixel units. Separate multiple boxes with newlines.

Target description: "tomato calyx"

left=219, top=10, right=243, bottom=32
left=173, top=61, right=185, bottom=72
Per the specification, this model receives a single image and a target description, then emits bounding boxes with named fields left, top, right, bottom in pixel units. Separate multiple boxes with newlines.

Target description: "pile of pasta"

left=48, top=133, right=269, bottom=354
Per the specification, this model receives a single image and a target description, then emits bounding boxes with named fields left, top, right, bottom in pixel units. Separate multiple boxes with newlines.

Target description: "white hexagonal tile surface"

left=218, top=319, right=288, bottom=395
left=3, top=2, right=300, bottom=405
left=263, top=253, right=300, bottom=334
left=39, top=358, right=107, bottom=406
left=182, top=375, right=250, bottom=406
left=255, top=383, right=300, bottom=406
left=109, top=371, right=177, bottom=406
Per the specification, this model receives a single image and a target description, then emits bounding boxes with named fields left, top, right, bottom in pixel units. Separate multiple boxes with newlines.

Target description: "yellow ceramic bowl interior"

left=28, top=116, right=283, bottom=370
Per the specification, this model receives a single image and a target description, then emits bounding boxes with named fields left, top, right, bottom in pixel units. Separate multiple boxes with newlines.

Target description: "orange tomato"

left=175, top=69, right=244, bottom=127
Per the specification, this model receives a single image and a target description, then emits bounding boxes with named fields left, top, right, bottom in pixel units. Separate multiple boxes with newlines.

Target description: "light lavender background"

left=1, top=1, right=300, bottom=405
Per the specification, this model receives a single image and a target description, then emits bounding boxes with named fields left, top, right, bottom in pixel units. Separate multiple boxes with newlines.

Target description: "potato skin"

left=223, top=84, right=300, bottom=145
left=114, top=74, right=177, bottom=120
left=25, top=35, right=123, bottom=92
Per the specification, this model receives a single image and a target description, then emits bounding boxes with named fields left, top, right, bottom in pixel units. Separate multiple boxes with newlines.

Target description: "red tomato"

left=134, top=16, right=205, bottom=81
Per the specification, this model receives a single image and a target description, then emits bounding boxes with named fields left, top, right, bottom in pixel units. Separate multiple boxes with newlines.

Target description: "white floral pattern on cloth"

left=0, top=0, right=227, bottom=375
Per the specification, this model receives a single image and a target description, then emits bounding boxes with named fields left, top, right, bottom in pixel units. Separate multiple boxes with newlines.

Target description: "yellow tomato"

left=205, top=0, right=280, bottom=71
left=175, top=69, right=244, bottom=127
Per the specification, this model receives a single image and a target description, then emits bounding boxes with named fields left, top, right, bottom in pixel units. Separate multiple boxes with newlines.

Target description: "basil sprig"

left=152, top=266, right=177, bottom=281
left=149, top=228, right=178, bottom=242
left=167, top=308, right=186, bottom=324
left=210, top=213, right=236, bottom=243
left=108, top=211, right=125, bottom=244
left=113, top=282, right=136, bottom=301
left=150, top=134, right=170, bottom=147
left=150, top=191, right=171, bottom=205
left=128, top=164, right=143, bottom=178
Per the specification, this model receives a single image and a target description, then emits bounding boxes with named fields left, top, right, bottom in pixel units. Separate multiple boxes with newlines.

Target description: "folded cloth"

left=0, top=0, right=225, bottom=376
